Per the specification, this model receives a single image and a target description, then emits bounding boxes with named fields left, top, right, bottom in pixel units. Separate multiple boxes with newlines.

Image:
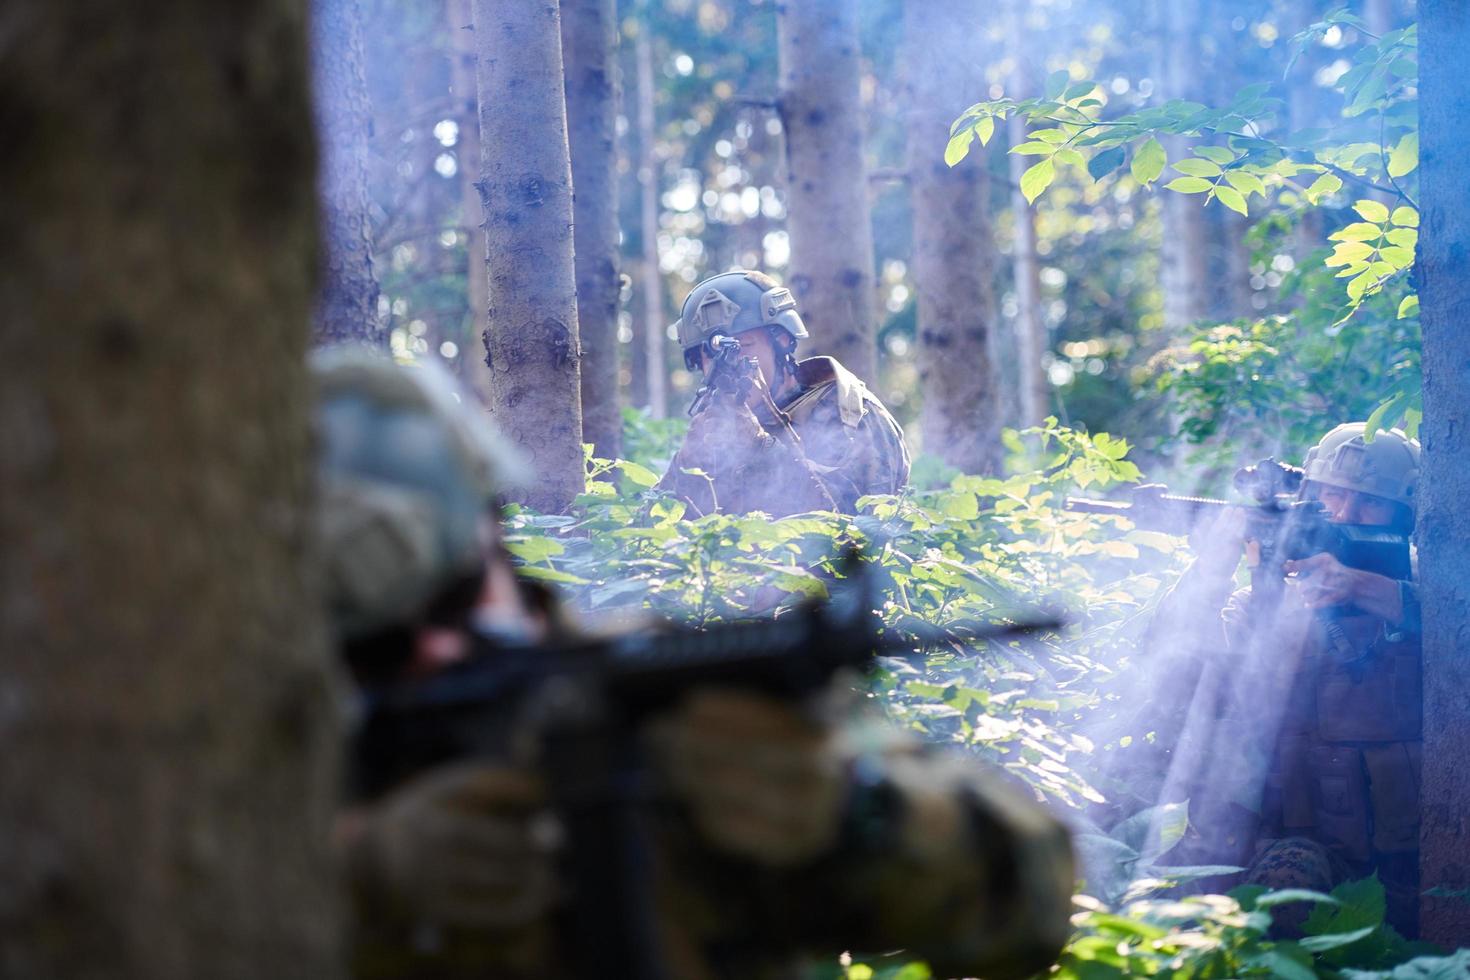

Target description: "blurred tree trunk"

left=562, top=0, right=622, bottom=459
left=1285, top=1, right=1327, bottom=255
left=312, top=0, right=381, bottom=344
left=1416, top=0, right=1470, bottom=946
left=903, top=0, right=1000, bottom=473
left=634, top=5, right=667, bottom=418
left=448, top=0, right=493, bottom=403
left=472, top=0, right=585, bottom=511
left=0, top=3, right=341, bottom=978
left=776, top=0, right=879, bottom=381
left=1155, top=0, right=1208, bottom=332
left=1008, top=0, right=1050, bottom=430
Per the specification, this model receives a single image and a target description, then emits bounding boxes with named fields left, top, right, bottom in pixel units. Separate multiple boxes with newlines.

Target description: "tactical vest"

left=1265, top=611, right=1422, bottom=863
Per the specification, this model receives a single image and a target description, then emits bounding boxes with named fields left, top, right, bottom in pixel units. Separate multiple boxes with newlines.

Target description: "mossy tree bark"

left=904, top=0, right=1001, bottom=474
left=562, top=0, right=623, bottom=459
left=1416, top=0, right=1470, bottom=946
left=776, top=0, right=879, bottom=381
left=311, top=0, right=381, bottom=345
left=472, top=0, right=585, bottom=511
left=0, top=2, right=341, bottom=977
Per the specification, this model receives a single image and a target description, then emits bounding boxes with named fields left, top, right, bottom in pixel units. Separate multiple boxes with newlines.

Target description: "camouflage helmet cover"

left=673, top=269, right=809, bottom=352
left=1302, top=422, right=1420, bottom=511
left=311, top=346, right=527, bottom=639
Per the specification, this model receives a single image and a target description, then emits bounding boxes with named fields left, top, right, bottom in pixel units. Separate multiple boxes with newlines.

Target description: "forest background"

left=3, top=0, right=1468, bottom=978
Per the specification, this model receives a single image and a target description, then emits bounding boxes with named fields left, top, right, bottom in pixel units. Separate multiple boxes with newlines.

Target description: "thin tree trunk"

left=472, top=0, right=585, bottom=511
left=1008, top=0, right=1050, bottom=430
left=0, top=4, right=340, bottom=978
left=449, top=0, right=493, bottom=404
left=312, top=0, right=382, bottom=344
left=904, top=0, right=1000, bottom=474
left=634, top=6, right=667, bottom=418
left=562, top=0, right=622, bottom=459
left=1415, top=0, right=1470, bottom=946
left=1156, top=0, right=1208, bottom=332
left=776, top=0, right=879, bottom=380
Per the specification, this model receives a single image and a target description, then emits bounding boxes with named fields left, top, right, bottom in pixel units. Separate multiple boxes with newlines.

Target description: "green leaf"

left=1194, top=145, right=1236, bottom=165
left=1326, top=241, right=1376, bottom=266
left=515, top=565, right=590, bottom=585
left=1131, top=136, right=1166, bottom=185
left=1379, top=245, right=1414, bottom=269
left=1087, top=145, right=1126, bottom=179
left=1387, top=132, right=1419, bottom=177
left=944, top=127, right=974, bottom=167
left=1029, top=128, right=1070, bottom=144
left=1397, top=295, right=1419, bottom=319
left=1164, top=176, right=1214, bottom=194
left=1174, top=158, right=1223, bottom=178
left=1010, top=141, right=1058, bottom=156
left=617, top=460, right=660, bottom=488
left=1054, top=147, right=1086, bottom=168
left=1300, top=924, right=1378, bottom=952
left=1021, top=158, right=1056, bottom=204
left=1223, top=169, right=1266, bottom=197
left=503, top=536, right=566, bottom=564
left=1355, top=198, right=1392, bottom=223
left=976, top=114, right=995, bottom=146
left=1391, top=206, right=1419, bottom=227
left=1243, top=950, right=1316, bottom=980
left=1214, top=185, right=1249, bottom=216
left=1045, top=69, right=1071, bottom=99
left=1331, top=222, right=1386, bottom=242
left=1305, top=172, right=1344, bottom=203
left=1254, top=889, right=1341, bottom=909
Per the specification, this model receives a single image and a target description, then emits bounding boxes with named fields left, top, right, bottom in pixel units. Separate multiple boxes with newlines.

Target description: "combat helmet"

left=312, top=346, right=526, bottom=641
left=674, top=269, right=807, bottom=370
left=1302, top=422, right=1420, bottom=513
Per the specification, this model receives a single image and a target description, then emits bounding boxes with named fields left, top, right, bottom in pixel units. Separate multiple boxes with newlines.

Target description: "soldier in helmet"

left=656, top=269, right=910, bottom=517
left=315, top=348, right=1074, bottom=978
left=1151, top=423, right=1422, bottom=934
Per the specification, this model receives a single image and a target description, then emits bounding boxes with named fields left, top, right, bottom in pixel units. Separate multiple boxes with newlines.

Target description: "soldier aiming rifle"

left=1073, top=424, right=1422, bottom=935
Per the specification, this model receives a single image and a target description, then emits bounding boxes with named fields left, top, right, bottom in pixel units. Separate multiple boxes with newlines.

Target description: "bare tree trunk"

left=563, top=0, right=622, bottom=459
left=0, top=4, right=340, bottom=978
left=472, top=0, right=585, bottom=511
left=312, top=0, right=381, bottom=344
left=634, top=6, right=668, bottom=418
left=1156, top=0, right=1208, bottom=332
left=904, top=0, right=1000, bottom=473
left=776, top=0, right=879, bottom=380
left=1285, top=4, right=1327, bottom=254
left=1008, top=0, right=1050, bottom=430
left=1416, top=0, right=1470, bottom=946
left=449, top=0, right=493, bottom=403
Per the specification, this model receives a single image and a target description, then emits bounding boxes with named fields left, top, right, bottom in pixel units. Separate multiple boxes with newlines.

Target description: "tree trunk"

left=0, top=4, right=340, bottom=978
left=1007, top=0, right=1050, bottom=430
left=776, top=0, right=879, bottom=381
left=449, top=0, right=494, bottom=404
left=903, top=0, right=1001, bottom=473
left=312, top=0, right=382, bottom=345
left=472, top=0, right=585, bottom=511
left=562, top=0, right=623, bottom=459
left=1415, top=0, right=1470, bottom=946
left=1155, top=0, right=1208, bottom=332
left=634, top=6, right=668, bottom=418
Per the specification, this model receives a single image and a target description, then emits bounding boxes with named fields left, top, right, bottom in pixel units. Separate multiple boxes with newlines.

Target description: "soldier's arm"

left=833, top=749, right=1075, bottom=979
left=798, top=401, right=911, bottom=513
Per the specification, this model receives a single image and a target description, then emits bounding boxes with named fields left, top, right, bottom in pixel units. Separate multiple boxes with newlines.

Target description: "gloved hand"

left=342, top=763, right=561, bottom=929
left=650, top=689, right=845, bottom=867
left=679, top=393, right=774, bottom=474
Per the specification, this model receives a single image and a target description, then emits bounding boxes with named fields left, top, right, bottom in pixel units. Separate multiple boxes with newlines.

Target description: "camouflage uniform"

left=657, top=354, right=910, bottom=517
left=316, top=348, right=1070, bottom=979
left=1149, top=425, right=1421, bottom=935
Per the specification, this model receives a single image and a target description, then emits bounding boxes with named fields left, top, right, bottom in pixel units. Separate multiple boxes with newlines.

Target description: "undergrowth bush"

left=501, top=409, right=1456, bottom=978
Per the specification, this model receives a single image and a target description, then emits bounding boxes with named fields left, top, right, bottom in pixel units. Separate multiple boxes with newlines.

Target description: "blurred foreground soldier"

left=314, top=347, right=1072, bottom=978
left=656, top=270, right=910, bottom=517
left=1150, top=423, right=1421, bottom=934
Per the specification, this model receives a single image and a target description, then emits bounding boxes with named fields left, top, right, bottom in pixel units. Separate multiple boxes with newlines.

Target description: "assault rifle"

left=687, top=331, right=759, bottom=416
left=1066, top=457, right=1411, bottom=605
left=351, top=555, right=1057, bottom=980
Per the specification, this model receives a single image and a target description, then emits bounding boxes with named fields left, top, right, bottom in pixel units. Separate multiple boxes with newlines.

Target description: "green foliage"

left=948, top=11, right=1423, bottom=447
